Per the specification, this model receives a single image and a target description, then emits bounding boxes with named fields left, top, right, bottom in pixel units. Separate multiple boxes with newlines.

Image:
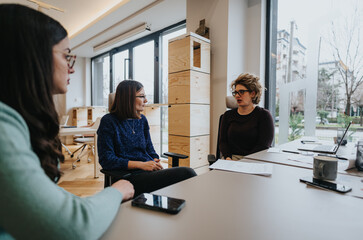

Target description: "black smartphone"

left=131, top=193, right=186, bottom=214
left=300, top=177, right=352, bottom=193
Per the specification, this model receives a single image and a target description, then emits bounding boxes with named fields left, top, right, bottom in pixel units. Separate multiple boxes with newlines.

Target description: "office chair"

left=60, top=115, right=72, bottom=156
left=210, top=96, right=238, bottom=165
left=71, top=117, right=101, bottom=169
left=100, top=92, right=189, bottom=188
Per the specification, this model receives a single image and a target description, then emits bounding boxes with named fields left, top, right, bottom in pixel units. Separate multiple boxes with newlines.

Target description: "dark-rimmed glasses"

left=55, top=50, right=77, bottom=68
left=65, top=53, right=77, bottom=68
left=232, top=89, right=251, bottom=97
left=136, top=95, right=146, bottom=99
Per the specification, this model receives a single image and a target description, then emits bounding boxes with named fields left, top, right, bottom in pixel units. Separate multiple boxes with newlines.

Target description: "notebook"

left=297, top=122, right=352, bottom=154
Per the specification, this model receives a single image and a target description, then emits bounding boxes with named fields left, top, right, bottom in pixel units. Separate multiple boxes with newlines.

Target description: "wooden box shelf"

left=168, top=104, right=210, bottom=136
left=168, top=71, right=210, bottom=104
left=168, top=32, right=210, bottom=74
left=168, top=135, right=209, bottom=168
left=168, top=32, right=211, bottom=169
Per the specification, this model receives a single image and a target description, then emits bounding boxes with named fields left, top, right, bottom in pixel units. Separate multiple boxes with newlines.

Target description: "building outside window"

left=269, top=0, right=363, bottom=145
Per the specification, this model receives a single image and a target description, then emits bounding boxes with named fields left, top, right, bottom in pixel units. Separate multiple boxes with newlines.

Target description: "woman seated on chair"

left=0, top=4, right=134, bottom=239
left=219, top=73, right=274, bottom=160
left=97, top=80, right=196, bottom=197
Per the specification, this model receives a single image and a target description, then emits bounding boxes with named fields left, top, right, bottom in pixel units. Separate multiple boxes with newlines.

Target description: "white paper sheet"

left=209, top=160, right=273, bottom=176
left=338, top=155, right=357, bottom=171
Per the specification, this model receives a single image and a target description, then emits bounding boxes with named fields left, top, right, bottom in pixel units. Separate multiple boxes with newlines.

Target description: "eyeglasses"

left=232, top=89, right=251, bottom=97
left=65, top=53, right=77, bottom=68
left=136, top=95, right=146, bottom=99
left=55, top=50, right=77, bottom=68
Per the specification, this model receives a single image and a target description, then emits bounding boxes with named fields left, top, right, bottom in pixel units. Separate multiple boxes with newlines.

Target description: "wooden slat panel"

left=168, top=37, right=190, bottom=73
left=168, top=71, right=210, bottom=104
left=168, top=135, right=209, bottom=168
left=169, top=104, right=209, bottom=136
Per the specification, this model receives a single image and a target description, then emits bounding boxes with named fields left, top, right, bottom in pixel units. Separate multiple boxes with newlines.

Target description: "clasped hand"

left=141, top=159, right=163, bottom=171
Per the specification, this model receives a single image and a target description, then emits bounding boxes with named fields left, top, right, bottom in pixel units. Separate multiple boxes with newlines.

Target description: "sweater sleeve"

left=142, top=115, right=159, bottom=159
left=0, top=104, right=123, bottom=240
left=219, top=111, right=232, bottom=159
left=97, top=116, right=129, bottom=170
left=247, top=108, right=274, bottom=155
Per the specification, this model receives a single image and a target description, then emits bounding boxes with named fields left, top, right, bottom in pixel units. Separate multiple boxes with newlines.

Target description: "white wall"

left=65, top=57, right=86, bottom=118
left=187, top=0, right=265, bottom=155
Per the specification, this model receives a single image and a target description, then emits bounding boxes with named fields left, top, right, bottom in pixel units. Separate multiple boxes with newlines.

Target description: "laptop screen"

left=335, top=121, right=352, bottom=152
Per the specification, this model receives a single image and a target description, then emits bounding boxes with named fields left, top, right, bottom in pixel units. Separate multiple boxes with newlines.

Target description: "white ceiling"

left=1, top=0, right=186, bottom=57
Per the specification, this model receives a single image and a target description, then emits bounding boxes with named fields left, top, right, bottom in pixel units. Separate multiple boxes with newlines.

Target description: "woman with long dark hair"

left=97, top=80, right=197, bottom=197
left=0, top=4, right=134, bottom=239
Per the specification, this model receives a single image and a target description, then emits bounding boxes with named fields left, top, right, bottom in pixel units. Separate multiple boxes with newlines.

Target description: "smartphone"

left=131, top=193, right=186, bottom=214
left=300, top=177, right=352, bottom=193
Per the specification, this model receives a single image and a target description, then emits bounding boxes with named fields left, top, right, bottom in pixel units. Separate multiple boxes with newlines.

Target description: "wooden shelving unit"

left=168, top=32, right=210, bottom=168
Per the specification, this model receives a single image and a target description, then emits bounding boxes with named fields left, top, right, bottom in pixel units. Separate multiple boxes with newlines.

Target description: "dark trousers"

left=111, top=167, right=197, bottom=197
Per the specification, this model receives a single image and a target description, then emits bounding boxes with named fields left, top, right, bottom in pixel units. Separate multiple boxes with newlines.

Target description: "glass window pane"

left=92, top=54, right=110, bottom=107
left=113, top=50, right=129, bottom=91
left=273, top=0, right=363, bottom=144
left=134, top=40, right=155, bottom=103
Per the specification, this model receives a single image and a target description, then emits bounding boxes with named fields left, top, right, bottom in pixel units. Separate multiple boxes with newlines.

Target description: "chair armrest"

left=163, top=152, right=188, bottom=167
left=163, top=152, right=188, bottom=159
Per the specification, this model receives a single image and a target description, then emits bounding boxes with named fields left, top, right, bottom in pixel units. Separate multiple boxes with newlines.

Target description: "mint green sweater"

left=0, top=102, right=123, bottom=240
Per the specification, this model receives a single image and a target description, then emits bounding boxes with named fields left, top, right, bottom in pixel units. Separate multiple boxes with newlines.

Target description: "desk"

left=103, top=163, right=363, bottom=240
left=59, top=127, right=99, bottom=178
left=245, top=140, right=363, bottom=178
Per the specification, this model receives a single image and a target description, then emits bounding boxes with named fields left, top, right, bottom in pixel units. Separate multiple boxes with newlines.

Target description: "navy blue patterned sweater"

left=97, top=113, right=159, bottom=170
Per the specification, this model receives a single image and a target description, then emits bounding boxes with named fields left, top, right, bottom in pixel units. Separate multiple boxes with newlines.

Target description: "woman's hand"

left=111, top=180, right=134, bottom=201
left=128, top=160, right=163, bottom=171
left=139, top=160, right=163, bottom=171
left=225, top=157, right=232, bottom=160
left=154, top=158, right=164, bottom=169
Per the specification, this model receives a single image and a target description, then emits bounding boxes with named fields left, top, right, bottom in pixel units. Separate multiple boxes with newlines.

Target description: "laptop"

left=297, top=121, right=352, bottom=154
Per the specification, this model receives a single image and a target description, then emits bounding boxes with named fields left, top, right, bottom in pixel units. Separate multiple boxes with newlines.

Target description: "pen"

left=282, top=150, right=300, bottom=154
left=301, top=140, right=316, bottom=144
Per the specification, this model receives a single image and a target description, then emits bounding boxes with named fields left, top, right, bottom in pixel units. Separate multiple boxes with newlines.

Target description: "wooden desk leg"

left=94, top=134, right=99, bottom=178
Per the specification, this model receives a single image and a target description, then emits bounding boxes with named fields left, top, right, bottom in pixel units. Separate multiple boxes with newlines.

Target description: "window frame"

left=91, top=20, right=186, bottom=105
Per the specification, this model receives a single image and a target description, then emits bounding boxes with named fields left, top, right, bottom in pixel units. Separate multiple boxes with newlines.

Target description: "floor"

left=58, top=144, right=210, bottom=197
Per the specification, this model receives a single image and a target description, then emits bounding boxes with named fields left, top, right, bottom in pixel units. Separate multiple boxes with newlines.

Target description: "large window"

left=92, top=54, right=110, bottom=106
left=268, top=0, right=363, bottom=145
left=91, top=21, right=186, bottom=155
left=134, top=40, right=155, bottom=103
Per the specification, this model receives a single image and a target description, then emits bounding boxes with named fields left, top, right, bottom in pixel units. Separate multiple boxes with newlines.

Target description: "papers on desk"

left=268, top=147, right=357, bottom=171
left=209, top=160, right=273, bottom=176
left=338, top=155, right=357, bottom=171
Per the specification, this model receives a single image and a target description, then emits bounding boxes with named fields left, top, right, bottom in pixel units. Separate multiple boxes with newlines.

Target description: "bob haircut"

left=0, top=4, right=67, bottom=181
left=230, top=73, right=263, bottom=104
left=111, top=80, right=144, bottom=120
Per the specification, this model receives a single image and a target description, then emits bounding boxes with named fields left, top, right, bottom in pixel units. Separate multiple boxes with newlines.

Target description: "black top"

left=219, top=106, right=274, bottom=158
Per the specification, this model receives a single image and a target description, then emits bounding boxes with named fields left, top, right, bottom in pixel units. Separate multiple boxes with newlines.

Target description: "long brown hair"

left=111, top=80, right=144, bottom=120
left=0, top=4, right=67, bottom=182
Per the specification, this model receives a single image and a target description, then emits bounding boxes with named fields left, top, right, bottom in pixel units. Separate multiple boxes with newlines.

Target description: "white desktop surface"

left=102, top=163, right=363, bottom=240
left=245, top=140, right=363, bottom=177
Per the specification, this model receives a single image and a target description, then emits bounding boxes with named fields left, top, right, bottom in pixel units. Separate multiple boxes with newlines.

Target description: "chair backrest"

left=215, top=96, right=238, bottom=160
left=226, top=96, right=238, bottom=109
left=60, top=115, right=69, bottom=127
left=91, top=117, right=101, bottom=130
left=108, top=92, right=116, bottom=111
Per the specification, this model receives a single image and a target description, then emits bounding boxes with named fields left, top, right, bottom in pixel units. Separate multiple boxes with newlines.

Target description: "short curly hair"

left=231, top=73, right=263, bottom=104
